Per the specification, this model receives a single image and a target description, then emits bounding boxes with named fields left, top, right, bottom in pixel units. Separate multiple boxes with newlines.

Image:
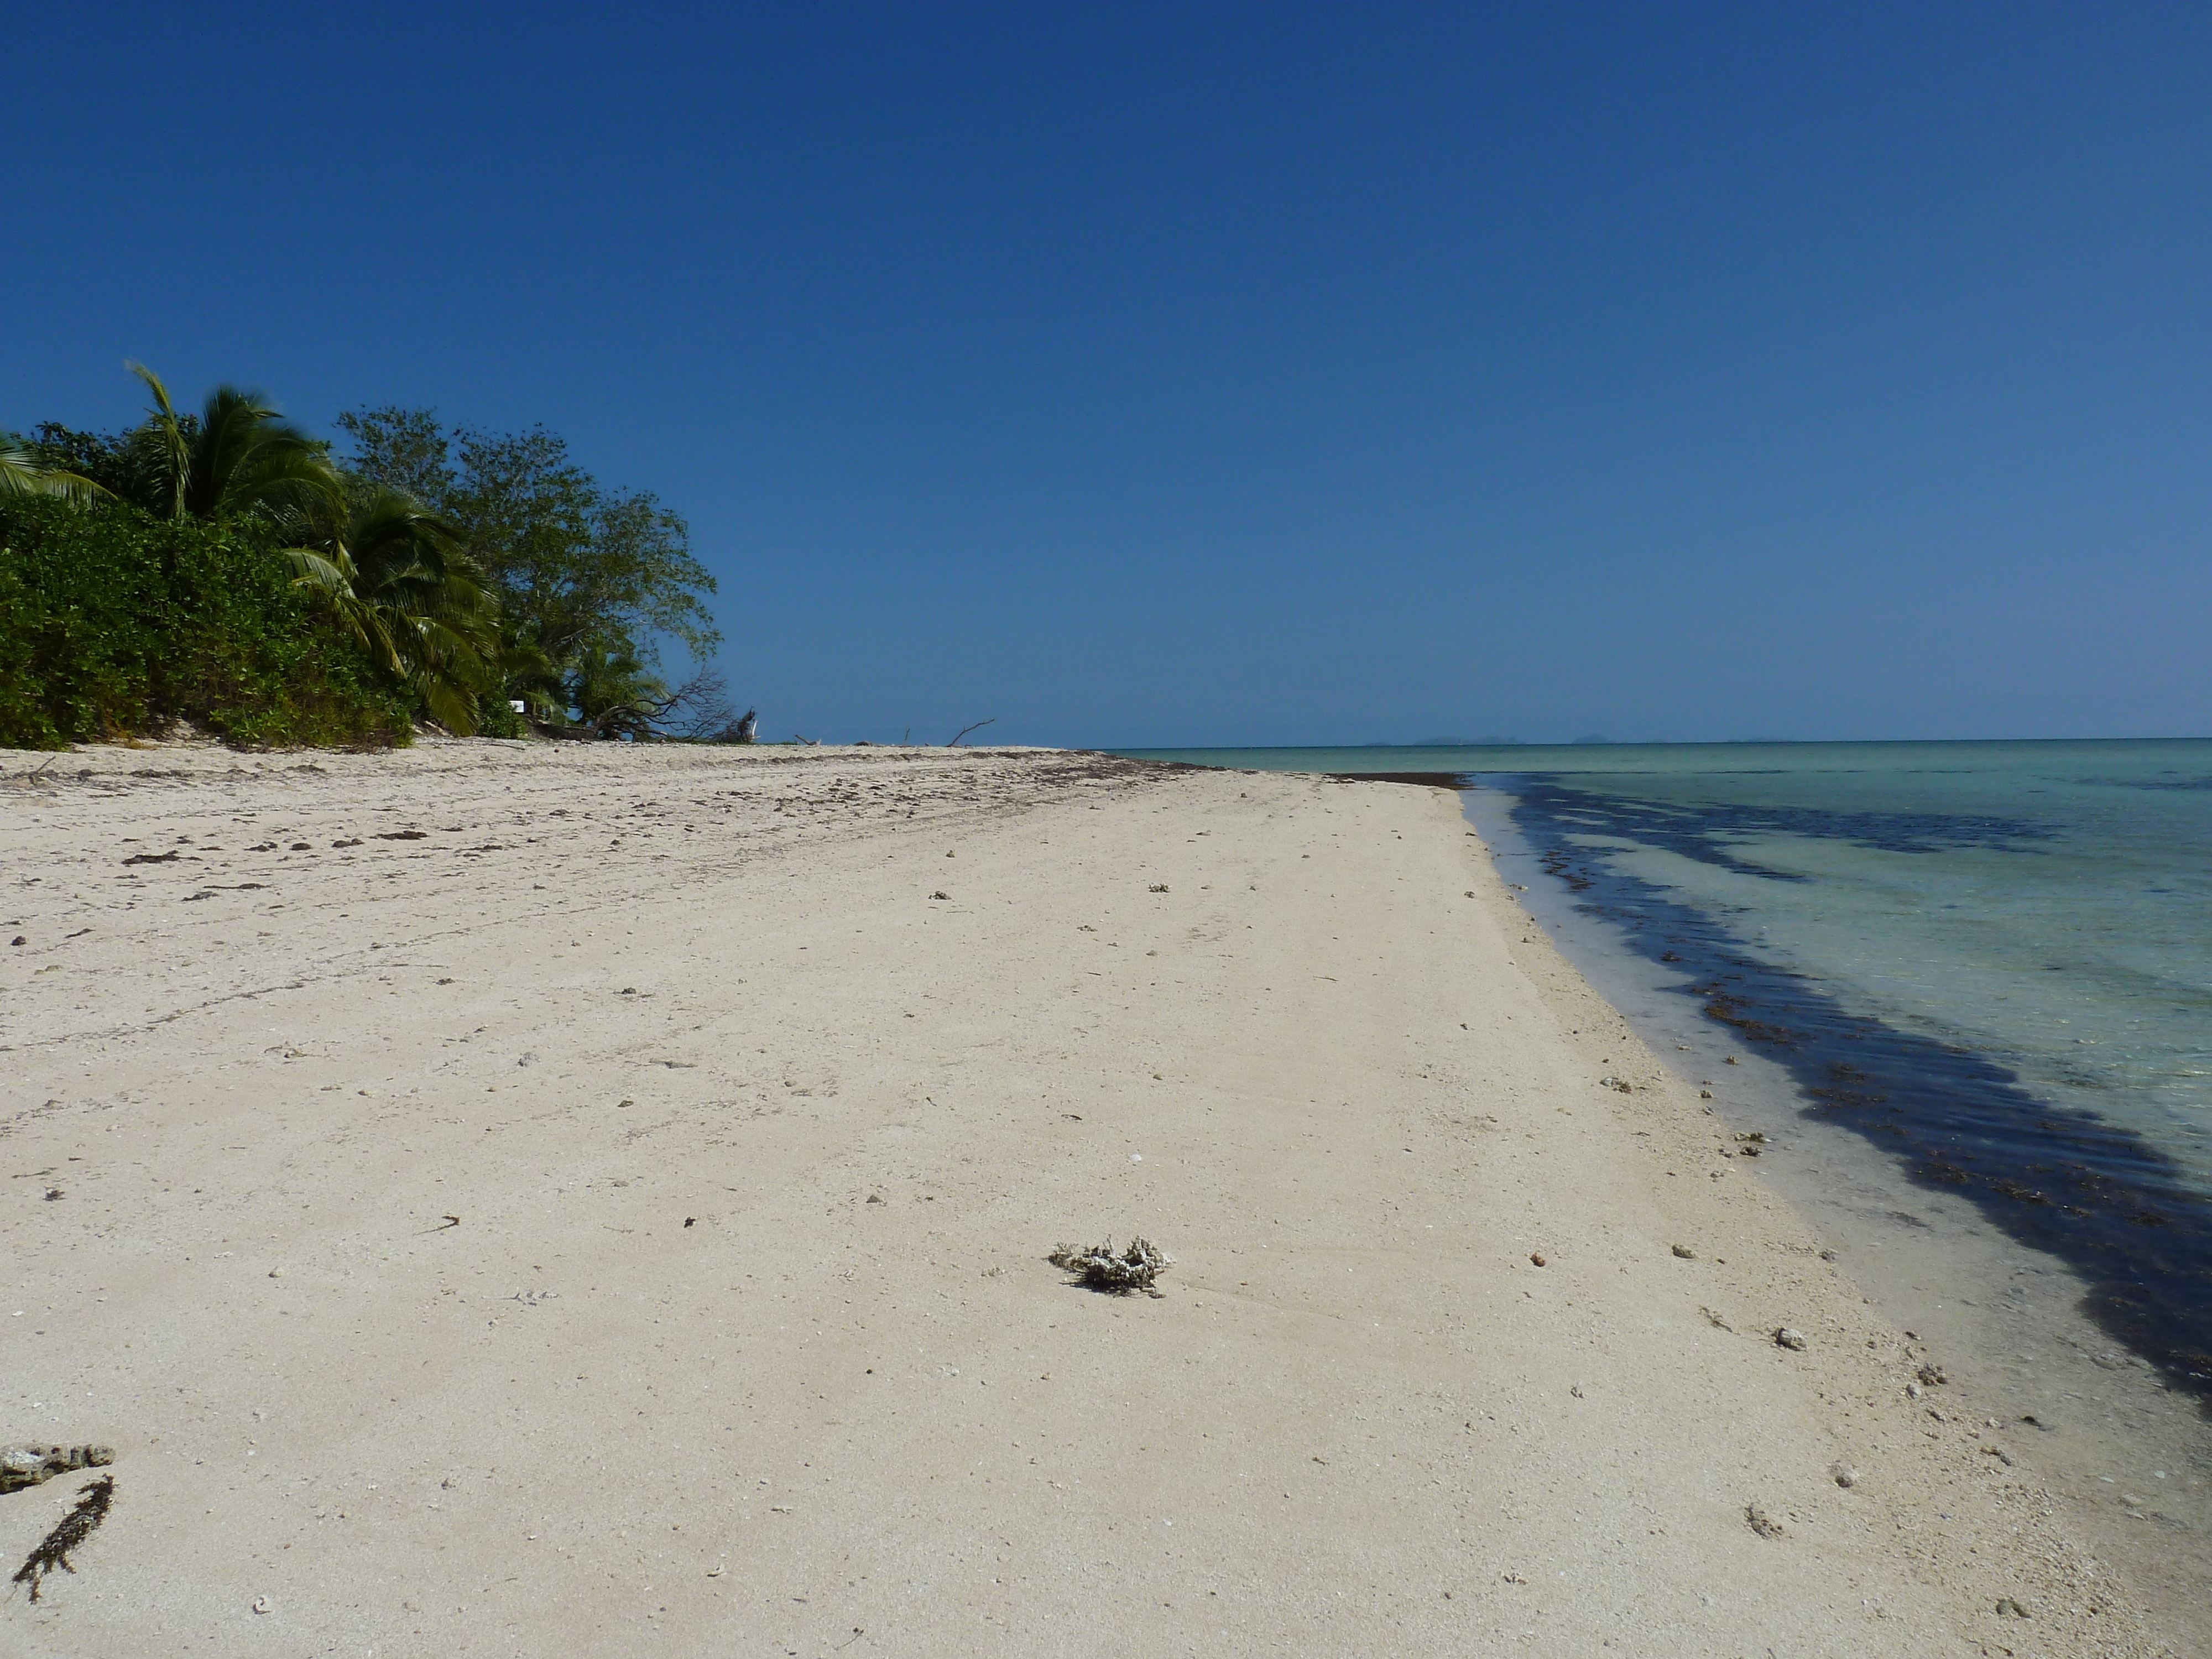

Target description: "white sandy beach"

left=0, top=741, right=2192, bottom=1656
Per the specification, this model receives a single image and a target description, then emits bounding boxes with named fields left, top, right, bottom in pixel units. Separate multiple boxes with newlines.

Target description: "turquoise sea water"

left=1114, top=739, right=2212, bottom=1384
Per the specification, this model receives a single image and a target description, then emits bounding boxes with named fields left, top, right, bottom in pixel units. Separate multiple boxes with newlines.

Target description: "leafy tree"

left=336, top=408, right=719, bottom=727
left=17, top=370, right=502, bottom=734
left=18, top=421, right=155, bottom=503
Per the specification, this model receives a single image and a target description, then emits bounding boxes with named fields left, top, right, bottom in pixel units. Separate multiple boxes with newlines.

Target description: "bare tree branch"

left=585, top=669, right=738, bottom=741
left=947, top=718, right=996, bottom=747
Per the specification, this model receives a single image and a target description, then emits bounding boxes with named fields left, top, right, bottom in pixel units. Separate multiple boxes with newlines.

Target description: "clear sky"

left=9, top=3, right=2209, bottom=747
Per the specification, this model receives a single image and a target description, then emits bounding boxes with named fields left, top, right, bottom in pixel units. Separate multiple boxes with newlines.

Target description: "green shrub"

left=474, top=693, right=526, bottom=739
left=0, top=497, right=411, bottom=750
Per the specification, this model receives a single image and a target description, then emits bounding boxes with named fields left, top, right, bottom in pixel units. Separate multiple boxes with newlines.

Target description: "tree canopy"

left=336, top=408, right=720, bottom=726
left=6, top=369, right=727, bottom=744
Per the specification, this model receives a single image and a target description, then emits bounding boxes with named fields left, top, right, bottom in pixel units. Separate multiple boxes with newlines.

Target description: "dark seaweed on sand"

left=11, top=1475, right=115, bottom=1603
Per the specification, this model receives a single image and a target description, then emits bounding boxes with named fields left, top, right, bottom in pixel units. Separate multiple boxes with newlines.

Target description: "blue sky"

left=9, top=3, right=2210, bottom=746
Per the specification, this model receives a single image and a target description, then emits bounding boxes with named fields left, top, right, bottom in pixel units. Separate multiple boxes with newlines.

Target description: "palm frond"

left=0, top=446, right=112, bottom=505
left=125, top=362, right=194, bottom=519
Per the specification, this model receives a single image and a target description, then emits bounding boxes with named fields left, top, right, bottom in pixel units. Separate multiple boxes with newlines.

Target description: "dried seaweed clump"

left=12, top=1474, right=115, bottom=1603
left=0, top=1444, right=113, bottom=1495
left=1048, top=1237, right=1171, bottom=1295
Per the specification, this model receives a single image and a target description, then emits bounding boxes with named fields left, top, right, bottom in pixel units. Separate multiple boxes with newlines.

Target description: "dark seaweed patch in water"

left=1510, top=776, right=2056, bottom=881
left=2086, top=775, right=2212, bottom=792
left=1488, top=774, right=2212, bottom=1404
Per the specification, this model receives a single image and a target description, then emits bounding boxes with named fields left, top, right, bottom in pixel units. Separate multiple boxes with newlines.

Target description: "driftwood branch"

left=947, top=718, right=996, bottom=747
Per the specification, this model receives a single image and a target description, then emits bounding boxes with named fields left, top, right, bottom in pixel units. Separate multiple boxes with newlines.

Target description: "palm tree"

left=283, top=487, right=503, bottom=733
left=109, top=368, right=497, bottom=731
left=124, top=364, right=343, bottom=523
left=0, top=444, right=109, bottom=505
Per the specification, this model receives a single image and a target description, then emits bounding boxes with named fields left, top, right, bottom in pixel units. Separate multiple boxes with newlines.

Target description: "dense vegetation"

left=2, top=367, right=725, bottom=749
left=0, top=495, right=411, bottom=749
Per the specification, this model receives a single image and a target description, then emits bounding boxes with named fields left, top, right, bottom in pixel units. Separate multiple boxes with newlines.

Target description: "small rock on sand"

left=1774, top=1328, right=1807, bottom=1350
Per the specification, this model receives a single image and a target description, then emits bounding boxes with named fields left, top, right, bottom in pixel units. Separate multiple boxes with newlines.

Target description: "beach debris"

left=1048, top=1237, right=1171, bottom=1296
left=1724, top=1055, right=1739, bottom=1065
left=1700, top=1306, right=1733, bottom=1331
left=866, top=1193, right=885, bottom=1204
left=1599, top=1077, right=1632, bottom=1094
left=1983, top=1446, right=2015, bottom=1467
left=1745, top=1503, right=1786, bottom=1539
left=1830, top=1463, right=1859, bottom=1489
left=1528, top=1253, right=1547, bottom=1267
left=1995, top=1598, right=2031, bottom=1618
left=1774, top=1328, right=1807, bottom=1350
left=10, top=1474, right=114, bottom=1601
left=44, top=1187, right=62, bottom=1202
left=1148, top=883, right=1170, bottom=893
left=1916, top=1361, right=1948, bottom=1387
left=1670, top=1244, right=1696, bottom=1259
left=8, top=937, right=20, bottom=947
left=252, top=1595, right=270, bottom=1614
left=1, top=1445, right=114, bottom=1495
left=930, top=891, right=950, bottom=901
left=1699, top=1089, right=1714, bottom=1099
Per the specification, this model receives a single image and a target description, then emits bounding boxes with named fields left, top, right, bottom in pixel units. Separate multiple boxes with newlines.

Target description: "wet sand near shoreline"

left=1, top=740, right=2193, bottom=1655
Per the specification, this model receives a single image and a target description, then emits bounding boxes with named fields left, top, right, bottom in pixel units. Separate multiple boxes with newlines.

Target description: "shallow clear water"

left=1114, top=738, right=2212, bottom=1384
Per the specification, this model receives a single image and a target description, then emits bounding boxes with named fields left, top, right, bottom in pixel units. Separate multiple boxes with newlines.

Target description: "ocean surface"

left=1114, top=739, right=2212, bottom=1391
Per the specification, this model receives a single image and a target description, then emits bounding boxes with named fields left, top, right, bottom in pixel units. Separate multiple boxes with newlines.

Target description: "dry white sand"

left=1, top=741, right=2193, bottom=1656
